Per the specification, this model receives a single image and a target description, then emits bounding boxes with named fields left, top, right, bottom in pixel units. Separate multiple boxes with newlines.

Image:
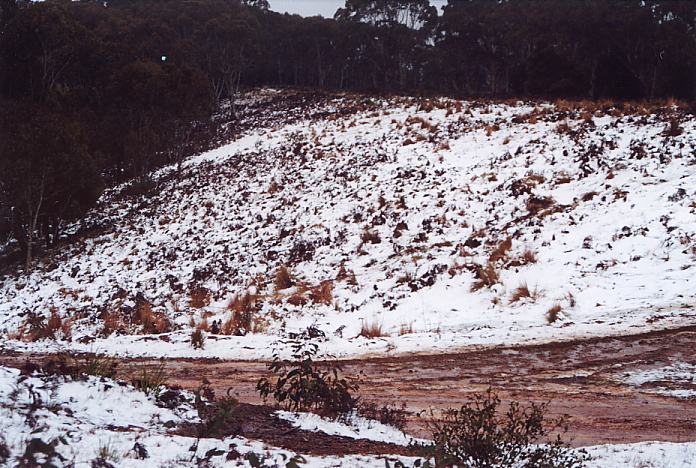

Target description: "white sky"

left=269, top=0, right=448, bottom=18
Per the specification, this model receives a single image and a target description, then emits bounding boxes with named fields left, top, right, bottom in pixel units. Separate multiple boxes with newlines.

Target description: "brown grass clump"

left=509, top=283, right=542, bottom=304
left=546, top=304, right=562, bottom=323
left=471, top=262, right=499, bottom=291
left=526, top=196, right=556, bottom=214
left=361, top=229, right=381, bottom=244
left=274, top=265, right=294, bottom=291
left=189, top=287, right=211, bottom=309
left=223, top=292, right=260, bottom=336
left=287, top=293, right=308, bottom=306
left=398, top=322, right=414, bottom=336
left=309, top=280, right=333, bottom=306
left=664, top=118, right=683, bottom=137
left=336, top=265, right=358, bottom=286
left=135, top=300, right=171, bottom=334
left=359, top=320, right=387, bottom=339
left=521, top=249, right=537, bottom=265
left=488, top=237, right=512, bottom=264
left=556, top=121, right=571, bottom=134
left=196, top=317, right=209, bottom=332
left=190, top=328, right=205, bottom=349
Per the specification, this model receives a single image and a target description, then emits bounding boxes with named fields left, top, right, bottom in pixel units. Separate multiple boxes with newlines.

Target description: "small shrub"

left=359, top=401, right=408, bottom=431
left=274, top=265, right=294, bottom=291
left=359, top=320, right=387, bottom=338
left=193, top=380, right=239, bottom=438
left=425, top=388, right=587, bottom=467
left=131, top=362, right=168, bottom=397
left=256, top=342, right=358, bottom=417
left=546, top=304, right=562, bottom=323
left=23, top=353, right=119, bottom=380
left=95, top=440, right=120, bottom=465
left=17, top=438, right=66, bottom=467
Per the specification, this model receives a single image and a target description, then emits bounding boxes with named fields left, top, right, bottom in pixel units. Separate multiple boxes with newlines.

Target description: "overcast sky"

left=269, top=0, right=448, bottom=18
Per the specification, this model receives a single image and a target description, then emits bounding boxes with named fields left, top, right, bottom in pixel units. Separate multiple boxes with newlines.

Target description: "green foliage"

left=192, top=379, right=239, bottom=439
left=257, top=341, right=358, bottom=417
left=424, top=388, right=588, bottom=468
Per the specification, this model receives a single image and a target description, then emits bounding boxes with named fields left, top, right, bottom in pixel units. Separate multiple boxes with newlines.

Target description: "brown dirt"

left=2, top=325, right=696, bottom=454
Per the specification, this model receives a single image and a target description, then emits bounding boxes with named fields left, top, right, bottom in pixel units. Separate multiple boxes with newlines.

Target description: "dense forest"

left=1, top=0, right=695, bottom=269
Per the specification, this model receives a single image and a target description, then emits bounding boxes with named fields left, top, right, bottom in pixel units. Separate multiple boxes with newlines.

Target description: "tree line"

left=0, top=0, right=694, bottom=268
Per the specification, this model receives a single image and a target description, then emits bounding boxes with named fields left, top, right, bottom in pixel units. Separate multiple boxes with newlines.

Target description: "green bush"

left=256, top=342, right=358, bottom=417
left=425, top=388, right=587, bottom=468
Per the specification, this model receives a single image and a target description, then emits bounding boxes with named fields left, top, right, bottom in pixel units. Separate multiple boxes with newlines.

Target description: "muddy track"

left=3, top=325, right=696, bottom=453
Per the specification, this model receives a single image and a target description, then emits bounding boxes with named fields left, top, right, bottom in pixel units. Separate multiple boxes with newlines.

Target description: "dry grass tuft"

left=190, top=328, right=205, bottom=349
left=223, top=292, right=260, bottom=336
left=309, top=280, right=334, bottom=305
left=509, top=283, right=542, bottom=304
left=274, top=265, right=294, bottom=291
left=189, top=287, right=211, bottom=309
left=136, top=300, right=171, bottom=334
left=398, top=322, right=414, bottom=336
left=471, top=262, right=499, bottom=291
left=546, top=304, right=562, bottom=323
left=488, top=237, right=512, bottom=264
left=359, top=320, right=387, bottom=339
left=521, top=248, right=537, bottom=265
left=526, top=196, right=556, bottom=214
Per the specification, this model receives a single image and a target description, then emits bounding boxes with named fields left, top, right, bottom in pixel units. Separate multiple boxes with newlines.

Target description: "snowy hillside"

left=1, top=91, right=695, bottom=359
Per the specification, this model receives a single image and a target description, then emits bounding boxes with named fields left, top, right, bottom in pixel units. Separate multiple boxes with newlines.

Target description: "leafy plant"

left=424, top=388, right=587, bottom=467
left=192, top=379, right=239, bottom=439
left=257, top=341, right=358, bottom=417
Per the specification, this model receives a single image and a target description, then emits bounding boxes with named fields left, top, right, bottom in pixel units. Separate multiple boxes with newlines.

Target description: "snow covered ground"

left=1, top=92, right=695, bottom=360
left=1, top=366, right=694, bottom=467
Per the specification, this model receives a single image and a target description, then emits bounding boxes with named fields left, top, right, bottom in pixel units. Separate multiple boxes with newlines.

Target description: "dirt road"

left=3, top=325, right=695, bottom=449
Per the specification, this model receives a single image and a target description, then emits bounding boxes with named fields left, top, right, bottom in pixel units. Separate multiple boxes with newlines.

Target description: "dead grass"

left=488, top=237, right=512, bottom=264
left=359, top=320, right=387, bottom=339
left=223, top=292, right=260, bottom=336
left=526, top=196, right=556, bottom=214
left=189, top=287, right=211, bottom=309
left=471, top=262, right=499, bottom=291
left=274, top=265, right=294, bottom=291
left=190, top=328, right=205, bottom=349
left=509, top=283, right=542, bottom=304
left=521, top=249, right=537, bottom=265
left=398, top=322, right=414, bottom=336
left=546, top=304, right=562, bottom=323
left=309, top=280, right=333, bottom=306
left=135, top=300, right=171, bottom=334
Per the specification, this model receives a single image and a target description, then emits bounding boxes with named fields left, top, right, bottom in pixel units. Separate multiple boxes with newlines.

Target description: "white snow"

left=0, top=92, right=694, bottom=362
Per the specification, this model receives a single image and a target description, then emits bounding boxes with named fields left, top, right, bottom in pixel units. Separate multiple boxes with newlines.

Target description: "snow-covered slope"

left=1, top=92, right=695, bottom=358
